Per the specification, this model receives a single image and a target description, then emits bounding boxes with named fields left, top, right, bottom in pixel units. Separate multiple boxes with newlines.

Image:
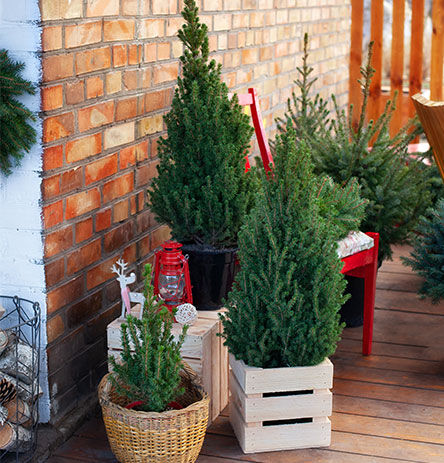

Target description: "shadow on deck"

left=47, top=246, right=444, bottom=463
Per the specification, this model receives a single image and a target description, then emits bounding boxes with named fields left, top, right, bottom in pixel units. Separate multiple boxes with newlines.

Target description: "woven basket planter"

left=98, top=366, right=210, bottom=463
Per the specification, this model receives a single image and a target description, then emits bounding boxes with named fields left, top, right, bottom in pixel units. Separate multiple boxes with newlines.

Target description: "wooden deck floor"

left=47, top=246, right=444, bottom=463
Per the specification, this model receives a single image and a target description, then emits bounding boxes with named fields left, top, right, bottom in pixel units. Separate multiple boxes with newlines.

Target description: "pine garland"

left=402, top=199, right=444, bottom=303
left=148, top=0, right=255, bottom=248
left=109, top=264, right=187, bottom=412
left=280, top=35, right=431, bottom=263
left=0, top=50, right=36, bottom=176
left=220, top=125, right=352, bottom=368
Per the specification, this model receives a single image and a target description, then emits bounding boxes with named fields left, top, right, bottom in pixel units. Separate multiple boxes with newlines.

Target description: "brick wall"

left=40, top=0, right=351, bottom=421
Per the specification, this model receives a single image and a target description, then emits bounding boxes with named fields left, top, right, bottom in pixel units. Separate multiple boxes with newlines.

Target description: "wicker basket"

left=98, top=365, right=210, bottom=463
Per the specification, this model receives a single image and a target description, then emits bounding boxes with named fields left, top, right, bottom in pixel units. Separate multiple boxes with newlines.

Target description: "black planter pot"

left=181, top=244, right=238, bottom=310
left=339, top=275, right=365, bottom=327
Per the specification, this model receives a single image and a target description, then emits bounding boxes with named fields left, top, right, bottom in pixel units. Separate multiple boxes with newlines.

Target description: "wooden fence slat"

left=349, top=0, right=364, bottom=129
left=369, top=0, right=384, bottom=123
left=408, top=0, right=425, bottom=118
left=430, top=0, right=444, bottom=100
left=390, top=0, right=406, bottom=135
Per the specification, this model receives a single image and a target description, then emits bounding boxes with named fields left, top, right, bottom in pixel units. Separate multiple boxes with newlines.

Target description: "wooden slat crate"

left=107, top=306, right=229, bottom=424
left=229, top=354, right=333, bottom=453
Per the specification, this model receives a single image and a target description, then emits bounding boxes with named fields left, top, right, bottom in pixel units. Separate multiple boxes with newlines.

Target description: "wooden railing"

left=349, top=0, right=444, bottom=136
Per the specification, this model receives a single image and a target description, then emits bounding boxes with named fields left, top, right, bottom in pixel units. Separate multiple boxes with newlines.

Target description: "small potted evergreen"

left=220, top=125, right=365, bottom=453
left=148, top=0, right=255, bottom=310
left=403, top=199, right=444, bottom=303
left=99, top=264, right=209, bottom=463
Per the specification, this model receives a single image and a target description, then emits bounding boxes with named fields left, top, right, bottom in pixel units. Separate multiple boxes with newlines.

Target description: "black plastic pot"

left=181, top=244, right=238, bottom=310
left=339, top=275, right=365, bottom=327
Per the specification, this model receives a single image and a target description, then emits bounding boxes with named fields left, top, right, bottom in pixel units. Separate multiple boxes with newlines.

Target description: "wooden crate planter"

left=107, top=307, right=228, bottom=424
left=229, top=354, right=333, bottom=453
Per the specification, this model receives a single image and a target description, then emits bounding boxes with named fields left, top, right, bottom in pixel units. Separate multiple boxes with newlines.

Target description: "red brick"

left=104, top=222, right=134, bottom=254
left=95, top=209, right=112, bottom=232
left=104, top=20, right=135, bottom=41
left=128, top=45, right=141, bottom=65
left=86, top=255, right=119, bottom=290
left=66, top=189, right=101, bottom=220
left=86, top=76, right=104, bottom=99
left=116, top=97, right=137, bottom=122
left=78, top=101, right=114, bottom=132
left=86, top=0, right=119, bottom=17
left=43, top=145, right=63, bottom=171
left=43, top=112, right=75, bottom=143
left=47, top=315, right=65, bottom=344
left=43, top=200, right=63, bottom=228
left=102, top=172, right=134, bottom=203
left=151, top=225, right=171, bottom=251
left=113, top=200, right=129, bottom=222
left=136, top=209, right=153, bottom=234
left=66, top=80, right=85, bottom=105
left=153, top=63, right=179, bottom=85
left=136, top=160, right=158, bottom=187
left=123, top=70, right=138, bottom=90
left=66, top=291, right=102, bottom=328
left=144, top=43, right=156, bottom=62
left=75, top=218, right=93, bottom=243
left=42, top=175, right=60, bottom=200
left=43, top=54, right=73, bottom=82
left=75, top=48, right=111, bottom=75
left=135, top=140, right=149, bottom=162
left=45, top=258, right=65, bottom=288
left=47, top=276, right=83, bottom=314
left=42, top=85, right=63, bottom=111
left=67, top=239, right=102, bottom=275
left=85, top=154, right=118, bottom=185
left=139, top=235, right=151, bottom=256
left=119, top=146, right=136, bottom=169
left=144, top=88, right=170, bottom=112
left=158, top=42, right=170, bottom=60
left=45, top=226, right=73, bottom=258
left=112, top=45, right=127, bottom=67
left=122, top=0, right=138, bottom=15
left=106, top=71, right=122, bottom=94
left=151, top=137, right=160, bottom=158
left=65, top=21, right=102, bottom=49
left=42, top=26, right=62, bottom=51
left=61, top=167, right=83, bottom=194
left=129, top=194, right=137, bottom=215
left=66, top=133, right=102, bottom=163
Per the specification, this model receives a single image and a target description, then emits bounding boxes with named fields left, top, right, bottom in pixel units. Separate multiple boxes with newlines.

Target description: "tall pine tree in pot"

left=148, top=0, right=255, bottom=310
left=219, top=125, right=364, bottom=452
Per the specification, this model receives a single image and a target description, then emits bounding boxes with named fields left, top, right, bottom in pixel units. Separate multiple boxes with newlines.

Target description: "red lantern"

left=153, top=241, right=193, bottom=310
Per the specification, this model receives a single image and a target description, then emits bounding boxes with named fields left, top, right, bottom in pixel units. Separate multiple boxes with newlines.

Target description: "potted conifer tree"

left=220, top=125, right=365, bottom=453
left=99, top=264, right=209, bottom=463
left=148, top=0, right=255, bottom=310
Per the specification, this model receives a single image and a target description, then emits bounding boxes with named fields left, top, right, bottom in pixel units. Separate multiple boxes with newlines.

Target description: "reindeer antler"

left=111, top=258, right=128, bottom=276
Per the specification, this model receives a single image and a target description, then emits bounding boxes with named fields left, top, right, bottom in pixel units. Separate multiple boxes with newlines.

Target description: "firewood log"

left=5, top=399, right=32, bottom=428
left=0, top=330, right=8, bottom=357
left=0, top=341, right=36, bottom=384
left=0, top=422, right=32, bottom=452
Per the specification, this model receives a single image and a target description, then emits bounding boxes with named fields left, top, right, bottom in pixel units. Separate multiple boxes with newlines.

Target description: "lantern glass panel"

left=159, top=272, right=185, bottom=305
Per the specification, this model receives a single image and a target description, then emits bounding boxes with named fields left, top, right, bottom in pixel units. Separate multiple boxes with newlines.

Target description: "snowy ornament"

left=175, top=303, right=197, bottom=325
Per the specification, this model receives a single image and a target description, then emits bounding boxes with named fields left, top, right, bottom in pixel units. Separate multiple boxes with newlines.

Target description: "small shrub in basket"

left=99, top=264, right=209, bottom=463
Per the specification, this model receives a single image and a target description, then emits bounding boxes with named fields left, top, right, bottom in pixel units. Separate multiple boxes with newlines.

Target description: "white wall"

left=0, top=0, right=49, bottom=422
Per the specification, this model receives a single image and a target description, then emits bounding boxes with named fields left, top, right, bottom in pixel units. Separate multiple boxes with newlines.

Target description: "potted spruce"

left=99, top=264, right=209, bottom=463
left=403, top=199, right=444, bottom=303
left=280, top=35, right=431, bottom=325
left=220, top=125, right=365, bottom=453
left=148, top=0, right=255, bottom=310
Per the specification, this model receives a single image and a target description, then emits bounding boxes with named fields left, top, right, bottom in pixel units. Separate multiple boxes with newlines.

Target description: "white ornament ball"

left=175, top=303, right=197, bottom=325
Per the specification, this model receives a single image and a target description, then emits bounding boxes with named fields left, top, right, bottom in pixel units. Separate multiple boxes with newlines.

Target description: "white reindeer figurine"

left=111, top=259, right=143, bottom=319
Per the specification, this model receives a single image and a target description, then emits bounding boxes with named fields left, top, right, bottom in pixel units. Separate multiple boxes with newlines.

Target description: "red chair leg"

left=362, top=234, right=379, bottom=355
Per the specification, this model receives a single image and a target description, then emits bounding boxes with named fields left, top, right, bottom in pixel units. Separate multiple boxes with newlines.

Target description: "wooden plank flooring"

left=46, top=246, right=444, bottom=463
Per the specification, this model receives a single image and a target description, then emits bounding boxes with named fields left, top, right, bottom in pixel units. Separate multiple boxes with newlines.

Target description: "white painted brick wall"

left=0, top=0, right=49, bottom=422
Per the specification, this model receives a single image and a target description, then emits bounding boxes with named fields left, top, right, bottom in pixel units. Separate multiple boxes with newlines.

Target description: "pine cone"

left=0, top=378, right=16, bottom=405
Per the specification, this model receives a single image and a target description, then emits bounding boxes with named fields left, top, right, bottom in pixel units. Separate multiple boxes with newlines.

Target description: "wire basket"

left=0, top=296, right=41, bottom=463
